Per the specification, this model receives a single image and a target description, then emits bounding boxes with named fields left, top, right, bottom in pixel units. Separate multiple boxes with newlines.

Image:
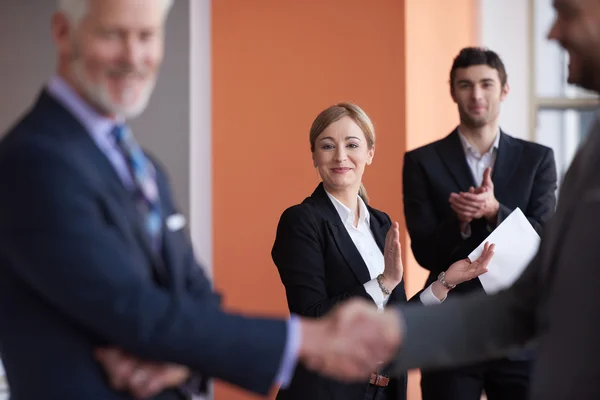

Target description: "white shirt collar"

left=457, top=128, right=501, bottom=157
left=325, top=189, right=370, bottom=227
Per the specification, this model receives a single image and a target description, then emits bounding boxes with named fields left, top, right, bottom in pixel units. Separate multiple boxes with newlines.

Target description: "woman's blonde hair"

left=309, top=102, right=375, bottom=204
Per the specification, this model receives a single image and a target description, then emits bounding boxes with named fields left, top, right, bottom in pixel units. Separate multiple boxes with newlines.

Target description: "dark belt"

left=369, top=373, right=389, bottom=387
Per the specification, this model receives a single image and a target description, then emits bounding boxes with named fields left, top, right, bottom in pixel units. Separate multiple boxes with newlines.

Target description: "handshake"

left=297, top=299, right=403, bottom=381
left=96, top=299, right=402, bottom=397
left=95, top=299, right=402, bottom=398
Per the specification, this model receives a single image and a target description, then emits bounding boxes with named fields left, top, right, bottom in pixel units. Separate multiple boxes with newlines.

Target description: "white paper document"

left=468, top=207, right=540, bottom=294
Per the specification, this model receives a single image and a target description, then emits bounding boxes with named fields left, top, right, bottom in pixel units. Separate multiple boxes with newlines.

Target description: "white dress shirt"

left=458, top=129, right=500, bottom=186
left=325, top=191, right=444, bottom=307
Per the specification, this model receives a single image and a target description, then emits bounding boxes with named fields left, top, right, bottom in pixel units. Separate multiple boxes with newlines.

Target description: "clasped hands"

left=449, top=167, right=500, bottom=231
left=95, top=347, right=190, bottom=399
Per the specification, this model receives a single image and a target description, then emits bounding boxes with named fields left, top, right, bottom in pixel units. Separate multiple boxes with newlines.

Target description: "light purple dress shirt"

left=46, top=76, right=300, bottom=389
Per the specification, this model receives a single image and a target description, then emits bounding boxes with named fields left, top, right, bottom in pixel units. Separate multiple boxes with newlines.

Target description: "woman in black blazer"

left=272, top=103, right=494, bottom=400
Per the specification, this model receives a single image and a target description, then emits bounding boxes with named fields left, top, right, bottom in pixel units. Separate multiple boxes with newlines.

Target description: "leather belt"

left=369, top=373, right=389, bottom=387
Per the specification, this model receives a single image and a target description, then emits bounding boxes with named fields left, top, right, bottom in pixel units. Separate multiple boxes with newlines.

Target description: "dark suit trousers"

left=421, top=358, right=533, bottom=400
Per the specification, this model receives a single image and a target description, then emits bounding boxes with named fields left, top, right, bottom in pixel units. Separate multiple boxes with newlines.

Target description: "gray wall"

left=0, top=1, right=56, bottom=131
left=0, top=0, right=191, bottom=217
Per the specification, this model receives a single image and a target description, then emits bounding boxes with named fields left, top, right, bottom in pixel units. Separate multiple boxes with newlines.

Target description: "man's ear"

left=500, top=82, right=510, bottom=101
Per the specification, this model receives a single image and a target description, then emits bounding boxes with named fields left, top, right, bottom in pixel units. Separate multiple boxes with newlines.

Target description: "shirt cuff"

left=178, top=373, right=206, bottom=397
left=275, top=316, right=301, bottom=389
left=460, top=223, right=472, bottom=239
left=419, top=283, right=446, bottom=305
left=364, top=277, right=388, bottom=309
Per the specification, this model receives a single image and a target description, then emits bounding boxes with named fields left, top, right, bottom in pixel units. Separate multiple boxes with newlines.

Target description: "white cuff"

left=460, top=223, right=472, bottom=239
left=419, top=283, right=446, bottom=305
left=364, top=278, right=388, bottom=310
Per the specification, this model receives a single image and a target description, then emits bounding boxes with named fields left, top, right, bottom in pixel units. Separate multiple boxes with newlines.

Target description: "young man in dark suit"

left=402, top=47, right=558, bottom=400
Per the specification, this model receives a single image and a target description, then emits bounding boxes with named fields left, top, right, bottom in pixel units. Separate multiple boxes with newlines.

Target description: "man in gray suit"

left=377, top=0, right=600, bottom=398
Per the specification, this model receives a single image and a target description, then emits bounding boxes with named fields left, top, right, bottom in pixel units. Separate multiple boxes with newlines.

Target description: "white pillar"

left=189, top=0, right=213, bottom=277
left=479, top=0, right=531, bottom=140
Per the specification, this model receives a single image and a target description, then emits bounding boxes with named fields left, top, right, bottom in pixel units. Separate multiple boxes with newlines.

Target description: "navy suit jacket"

left=0, top=91, right=287, bottom=399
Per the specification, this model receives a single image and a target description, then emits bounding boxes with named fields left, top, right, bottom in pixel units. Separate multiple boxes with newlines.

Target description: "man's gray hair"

left=57, top=0, right=174, bottom=26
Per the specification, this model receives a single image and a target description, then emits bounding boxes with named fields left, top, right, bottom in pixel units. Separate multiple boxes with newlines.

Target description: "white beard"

left=72, top=56, right=156, bottom=120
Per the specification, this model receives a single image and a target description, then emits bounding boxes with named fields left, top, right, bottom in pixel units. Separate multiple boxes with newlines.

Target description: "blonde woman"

left=272, top=103, right=494, bottom=400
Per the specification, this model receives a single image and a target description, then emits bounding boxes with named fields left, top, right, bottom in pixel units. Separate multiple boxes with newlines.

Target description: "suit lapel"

left=367, top=208, right=387, bottom=253
left=91, top=146, right=171, bottom=285
left=491, top=131, right=522, bottom=193
left=311, top=184, right=372, bottom=284
left=81, top=130, right=169, bottom=283
left=37, top=91, right=170, bottom=285
left=133, top=203, right=171, bottom=285
left=155, top=179, right=179, bottom=287
left=437, top=129, right=477, bottom=192
left=159, top=221, right=179, bottom=287
left=102, top=177, right=168, bottom=284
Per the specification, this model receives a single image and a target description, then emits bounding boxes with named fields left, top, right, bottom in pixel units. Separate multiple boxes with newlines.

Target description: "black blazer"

left=0, top=91, right=288, bottom=399
left=272, top=183, right=407, bottom=400
left=403, top=128, right=557, bottom=295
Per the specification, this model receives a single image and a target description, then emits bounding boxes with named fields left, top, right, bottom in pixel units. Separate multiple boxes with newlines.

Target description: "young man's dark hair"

left=449, top=47, right=508, bottom=87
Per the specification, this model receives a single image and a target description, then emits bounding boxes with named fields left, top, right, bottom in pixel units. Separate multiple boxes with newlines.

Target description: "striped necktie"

left=111, top=124, right=162, bottom=250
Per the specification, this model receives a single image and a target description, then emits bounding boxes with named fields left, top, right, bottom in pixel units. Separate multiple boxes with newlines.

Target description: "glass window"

left=535, top=109, right=597, bottom=184
left=531, top=0, right=599, bottom=192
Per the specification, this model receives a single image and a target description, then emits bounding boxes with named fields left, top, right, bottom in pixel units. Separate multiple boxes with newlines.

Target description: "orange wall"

left=212, top=1, right=406, bottom=399
left=403, top=1, right=478, bottom=399
left=212, top=1, right=477, bottom=399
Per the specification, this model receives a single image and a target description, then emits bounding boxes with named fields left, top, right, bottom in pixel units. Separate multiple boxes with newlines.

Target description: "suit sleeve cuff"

left=419, top=283, right=445, bottom=305
left=178, top=373, right=207, bottom=397
left=275, top=316, right=301, bottom=388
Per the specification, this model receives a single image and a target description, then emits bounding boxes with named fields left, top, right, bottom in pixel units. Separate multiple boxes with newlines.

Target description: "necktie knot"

left=111, top=124, right=133, bottom=145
